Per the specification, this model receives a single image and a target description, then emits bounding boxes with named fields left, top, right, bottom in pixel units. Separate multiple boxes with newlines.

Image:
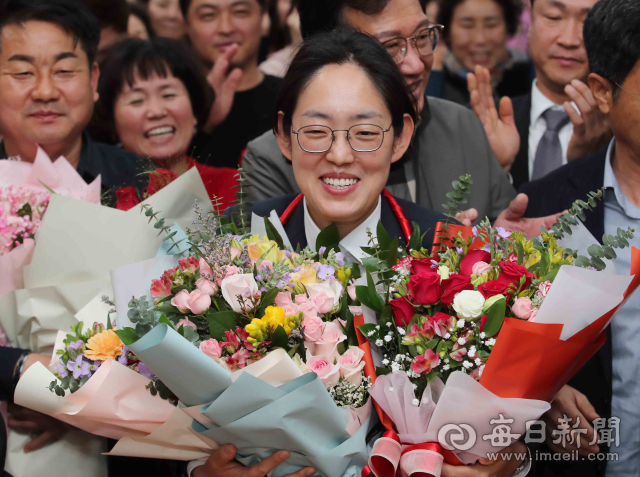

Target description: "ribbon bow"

left=362, top=431, right=446, bottom=477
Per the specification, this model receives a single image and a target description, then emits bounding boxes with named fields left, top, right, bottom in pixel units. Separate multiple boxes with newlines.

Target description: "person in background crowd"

left=81, top=0, right=130, bottom=62
left=425, top=0, right=532, bottom=104
left=521, top=1, right=640, bottom=476
left=180, top=0, right=282, bottom=168
left=141, top=0, right=187, bottom=38
left=259, top=0, right=301, bottom=77
left=94, top=38, right=238, bottom=210
left=0, top=0, right=142, bottom=193
left=506, top=0, right=530, bottom=53
left=242, top=0, right=562, bottom=238
left=128, top=2, right=154, bottom=39
left=467, top=0, right=611, bottom=186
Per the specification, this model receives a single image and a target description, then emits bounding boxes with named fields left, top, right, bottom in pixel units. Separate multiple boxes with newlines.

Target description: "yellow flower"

left=246, top=237, right=279, bottom=263
left=524, top=250, right=541, bottom=269
left=290, top=265, right=317, bottom=286
left=84, top=329, right=124, bottom=361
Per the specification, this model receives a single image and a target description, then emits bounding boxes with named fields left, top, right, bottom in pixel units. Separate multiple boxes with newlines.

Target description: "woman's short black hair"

left=274, top=28, right=417, bottom=139
left=584, top=0, right=640, bottom=99
left=437, top=0, right=523, bottom=44
left=92, top=37, right=214, bottom=144
left=0, top=0, right=100, bottom=65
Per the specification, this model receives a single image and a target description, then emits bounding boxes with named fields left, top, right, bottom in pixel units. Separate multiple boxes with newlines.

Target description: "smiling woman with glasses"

left=231, top=28, right=446, bottom=258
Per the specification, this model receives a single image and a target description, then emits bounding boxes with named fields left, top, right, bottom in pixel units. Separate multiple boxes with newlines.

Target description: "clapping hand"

left=204, top=44, right=244, bottom=133
left=468, top=65, right=520, bottom=172
left=564, top=80, right=612, bottom=161
left=493, top=193, right=565, bottom=238
left=193, top=444, right=316, bottom=477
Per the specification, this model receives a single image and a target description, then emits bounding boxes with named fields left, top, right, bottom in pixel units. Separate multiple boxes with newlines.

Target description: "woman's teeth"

left=146, top=126, right=175, bottom=138
left=322, top=177, right=359, bottom=189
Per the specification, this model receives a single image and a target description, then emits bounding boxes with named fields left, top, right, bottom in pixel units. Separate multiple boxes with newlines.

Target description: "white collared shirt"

left=528, top=80, right=575, bottom=179
left=303, top=196, right=382, bottom=264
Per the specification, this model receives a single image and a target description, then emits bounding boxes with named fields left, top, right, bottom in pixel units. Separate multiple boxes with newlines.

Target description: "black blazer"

left=247, top=193, right=447, bottom=251
left=510, top=93, right=532, bottom=191
left=520, top=148, right=611, bottom=477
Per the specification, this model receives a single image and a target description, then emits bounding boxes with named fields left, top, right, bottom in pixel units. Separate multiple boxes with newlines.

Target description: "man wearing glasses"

left=242, top=0, right=562, bottom=237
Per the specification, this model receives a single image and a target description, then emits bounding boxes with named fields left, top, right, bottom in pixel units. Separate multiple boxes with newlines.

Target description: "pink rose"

left=199, top=339, right=222, bottom=359
left=302, top=315, right=324, bottom=342
left=230, top=246, right=242, bottom=261
left=312, top=292, right=334, bottom=314
left=216, top=265, right=242, bottom=285
left=411, top=349, right=440, bottom=375
left=306, top=320, right=346, bottom=360
left=177, top=318, right=197, bottom=330
left=299, top=301, right=319, bottom=320
left=187, top=289, right=211, bottom=315
left=471, top=261, right=492, bottom=276
left=306, top=281, right=343, bottom=315
left=537, top=280, right=552, bottom=298
left=275, top=291, right=294, bottom=307
left=307, top=355, right=341, bottom=387
left=171, top=289, right=191, bottom=313
left=196, top=278, right=218, bottom=296
left=295, top=294, right=309, bottom=305
left=220, top=273, right=259, bottom=313
left=347, top=285, right=357, bottom=301
left=199, top=259, right=213, bottom=279
left=338, top=346, right=366, bottom=386
left=150, top=276, right=171, bottom=297
left=512, top=297, right=536, bottom=320
left=282, top=304, right=300, bottom=318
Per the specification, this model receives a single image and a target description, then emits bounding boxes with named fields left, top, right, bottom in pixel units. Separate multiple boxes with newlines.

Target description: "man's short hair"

left=584, top=0, right=640, bottom=98
left=81, top=0, right=129, bottom=34
left=0, top=0, right=101, bottom=65
left=179, top=0, right=266, bottom=20
left=298, top=0, right=429, bottom=39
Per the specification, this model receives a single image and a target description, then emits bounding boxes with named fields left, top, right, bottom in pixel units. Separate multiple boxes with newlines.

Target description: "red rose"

left=459, top=250, right=491, bottom=276
left=409, top=272, right=441, bottom=306
left=144, top=169, right=178, bottom=197
left=439, top=275, right=473, bottom=306
left=114, top=186, right=141, bottom=211
left=390, top=297, right=415, bottom=326
left=410, top=258, right=437, bottom=275
left=478, top=280, right=510, bottom=299
left=496, top=261, right=535, bottom=290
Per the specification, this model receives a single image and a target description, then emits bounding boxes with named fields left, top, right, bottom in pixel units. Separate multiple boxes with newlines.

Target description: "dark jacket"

left=520, top=147, right=611, bottom=477
left=245, top=193, right=447, bottom=251
left=510, top=93, right=533, bottom=190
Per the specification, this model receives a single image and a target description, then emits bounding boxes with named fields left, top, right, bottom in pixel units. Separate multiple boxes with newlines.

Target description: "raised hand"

left=192, top=444, right=316, bottom=477
left=564, top=79, right=612, bottom=161
left=493, top=193, right=565, bottom=238
left=204, top=44, right=244, bottom=133
left=543, top=385, right=600, bottom=457
left=468, top=65, right=520, bottom=172
left=455, top=208, right=479, bottom=226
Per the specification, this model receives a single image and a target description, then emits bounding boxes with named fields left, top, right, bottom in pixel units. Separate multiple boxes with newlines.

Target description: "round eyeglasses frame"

left=381, top=25, right=444, bottom=64
left=291, top=124, right=392, bottom=153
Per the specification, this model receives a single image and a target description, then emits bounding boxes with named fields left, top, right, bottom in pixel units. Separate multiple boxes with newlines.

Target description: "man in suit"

left=520, top=1, right=640, bottom=474
left=468, top=0, right=612, bottom=190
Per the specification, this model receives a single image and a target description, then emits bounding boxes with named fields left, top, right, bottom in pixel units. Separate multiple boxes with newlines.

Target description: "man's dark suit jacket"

left=511, top=94, right=533, bottom=191
left=520, top=147, right=611, bottom=477
left=247, top=193, right=447, bottom=251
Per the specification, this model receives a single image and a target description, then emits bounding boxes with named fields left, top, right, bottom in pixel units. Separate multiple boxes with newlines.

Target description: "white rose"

left=306, top=281, right=343, bottom=313
left=452, top=290, right=485, bottom=320
left=220, top=273, right=259, bottom=313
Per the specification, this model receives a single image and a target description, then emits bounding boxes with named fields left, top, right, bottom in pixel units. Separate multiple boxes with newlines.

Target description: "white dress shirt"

left=528, top=80, right=575, bottom=179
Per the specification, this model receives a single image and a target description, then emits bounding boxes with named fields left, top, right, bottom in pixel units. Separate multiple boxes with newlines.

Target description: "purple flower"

left=282, top=272, right=292, bottom=282
left=482, top=244, right=492, bottom=253
left=276, top=279, right=287, bottom=288
left=456, top=247, right=464, bottom=255
left=117, top=346, right=129, bottom=365
left=293, top=267, right=301, bottom=273
left=255, top=275, right=263, bottom=282
left=335, top=252, right=345, bottom=267
left=283, top=250, right=291, bottom=258
left=430, top=259, right=438, bottom=269
left=137, top=362, right=156, bottom=380
left=318, top=246, right=326, bottom=256
left=67, top=340, right=83, bottom=352
left=472, top=226, right=478, bottom=237
left=56, top=360, right=68, bottom=378
left=318, top=264, right=335, bottom=280
left=67, top=355, right=91, bottom=379
left=495, top=227, right=512, bottom=239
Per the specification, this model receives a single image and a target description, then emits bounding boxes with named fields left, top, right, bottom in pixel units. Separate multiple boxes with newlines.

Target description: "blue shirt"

left=604, top=140, right=640, bottom=477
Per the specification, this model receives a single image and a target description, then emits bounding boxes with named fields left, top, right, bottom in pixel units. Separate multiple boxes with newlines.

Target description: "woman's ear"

left=390, top=114, right=415, bottom=164
left=275, top=112, right=293, bottom=161
left=588, top=73, right=613, bottom=115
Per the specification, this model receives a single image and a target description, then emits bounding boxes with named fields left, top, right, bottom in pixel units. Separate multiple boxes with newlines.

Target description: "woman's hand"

left=7, top=403, right=70, bottom=452
left=441, top=440, right=527, bottom=477
left=193, top=444, right=316, bottom=477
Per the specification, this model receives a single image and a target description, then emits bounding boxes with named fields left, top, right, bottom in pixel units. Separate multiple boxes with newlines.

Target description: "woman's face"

left=449, top=0, right=509, bottom=73
left=114, top=71, right=197, bottom=163
left=148, top=0, right=186, bottom=39
left=128, top=14, right=150, bottom=40
left=276, top=63, right=413, bottom=232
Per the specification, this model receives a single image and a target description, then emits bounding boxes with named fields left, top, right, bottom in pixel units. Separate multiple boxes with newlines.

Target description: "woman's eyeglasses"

left=381, top=25, right=444, bottom=64
left=291, top=124, right=392, bottom=153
